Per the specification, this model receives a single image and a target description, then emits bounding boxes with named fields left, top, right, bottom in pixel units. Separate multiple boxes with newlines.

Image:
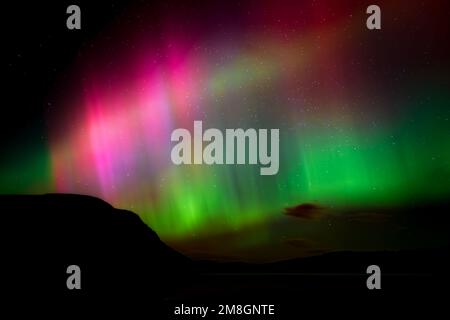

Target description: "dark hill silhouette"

left=1, top=193, right=192, bottom=311
left=1, top=194, right=448, bottom=316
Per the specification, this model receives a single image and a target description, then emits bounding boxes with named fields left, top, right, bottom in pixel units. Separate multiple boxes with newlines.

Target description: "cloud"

left=284, top=203, right=325, bottom=219
left=284, top=203, right=392, bottom=225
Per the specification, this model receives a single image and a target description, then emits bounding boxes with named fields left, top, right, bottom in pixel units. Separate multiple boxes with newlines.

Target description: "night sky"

left=2, top=0, right=450, bottom=261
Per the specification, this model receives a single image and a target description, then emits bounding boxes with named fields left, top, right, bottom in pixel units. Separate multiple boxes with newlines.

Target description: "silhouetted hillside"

left=1, top=193, right=192, bottom=312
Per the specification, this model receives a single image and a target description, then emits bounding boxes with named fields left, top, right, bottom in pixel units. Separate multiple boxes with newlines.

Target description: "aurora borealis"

left=2, top=0, right=450, bottom=261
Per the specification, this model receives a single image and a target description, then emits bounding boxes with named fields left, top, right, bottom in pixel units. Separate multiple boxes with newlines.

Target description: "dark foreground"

left=1, top=194, right=448, bottom=317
